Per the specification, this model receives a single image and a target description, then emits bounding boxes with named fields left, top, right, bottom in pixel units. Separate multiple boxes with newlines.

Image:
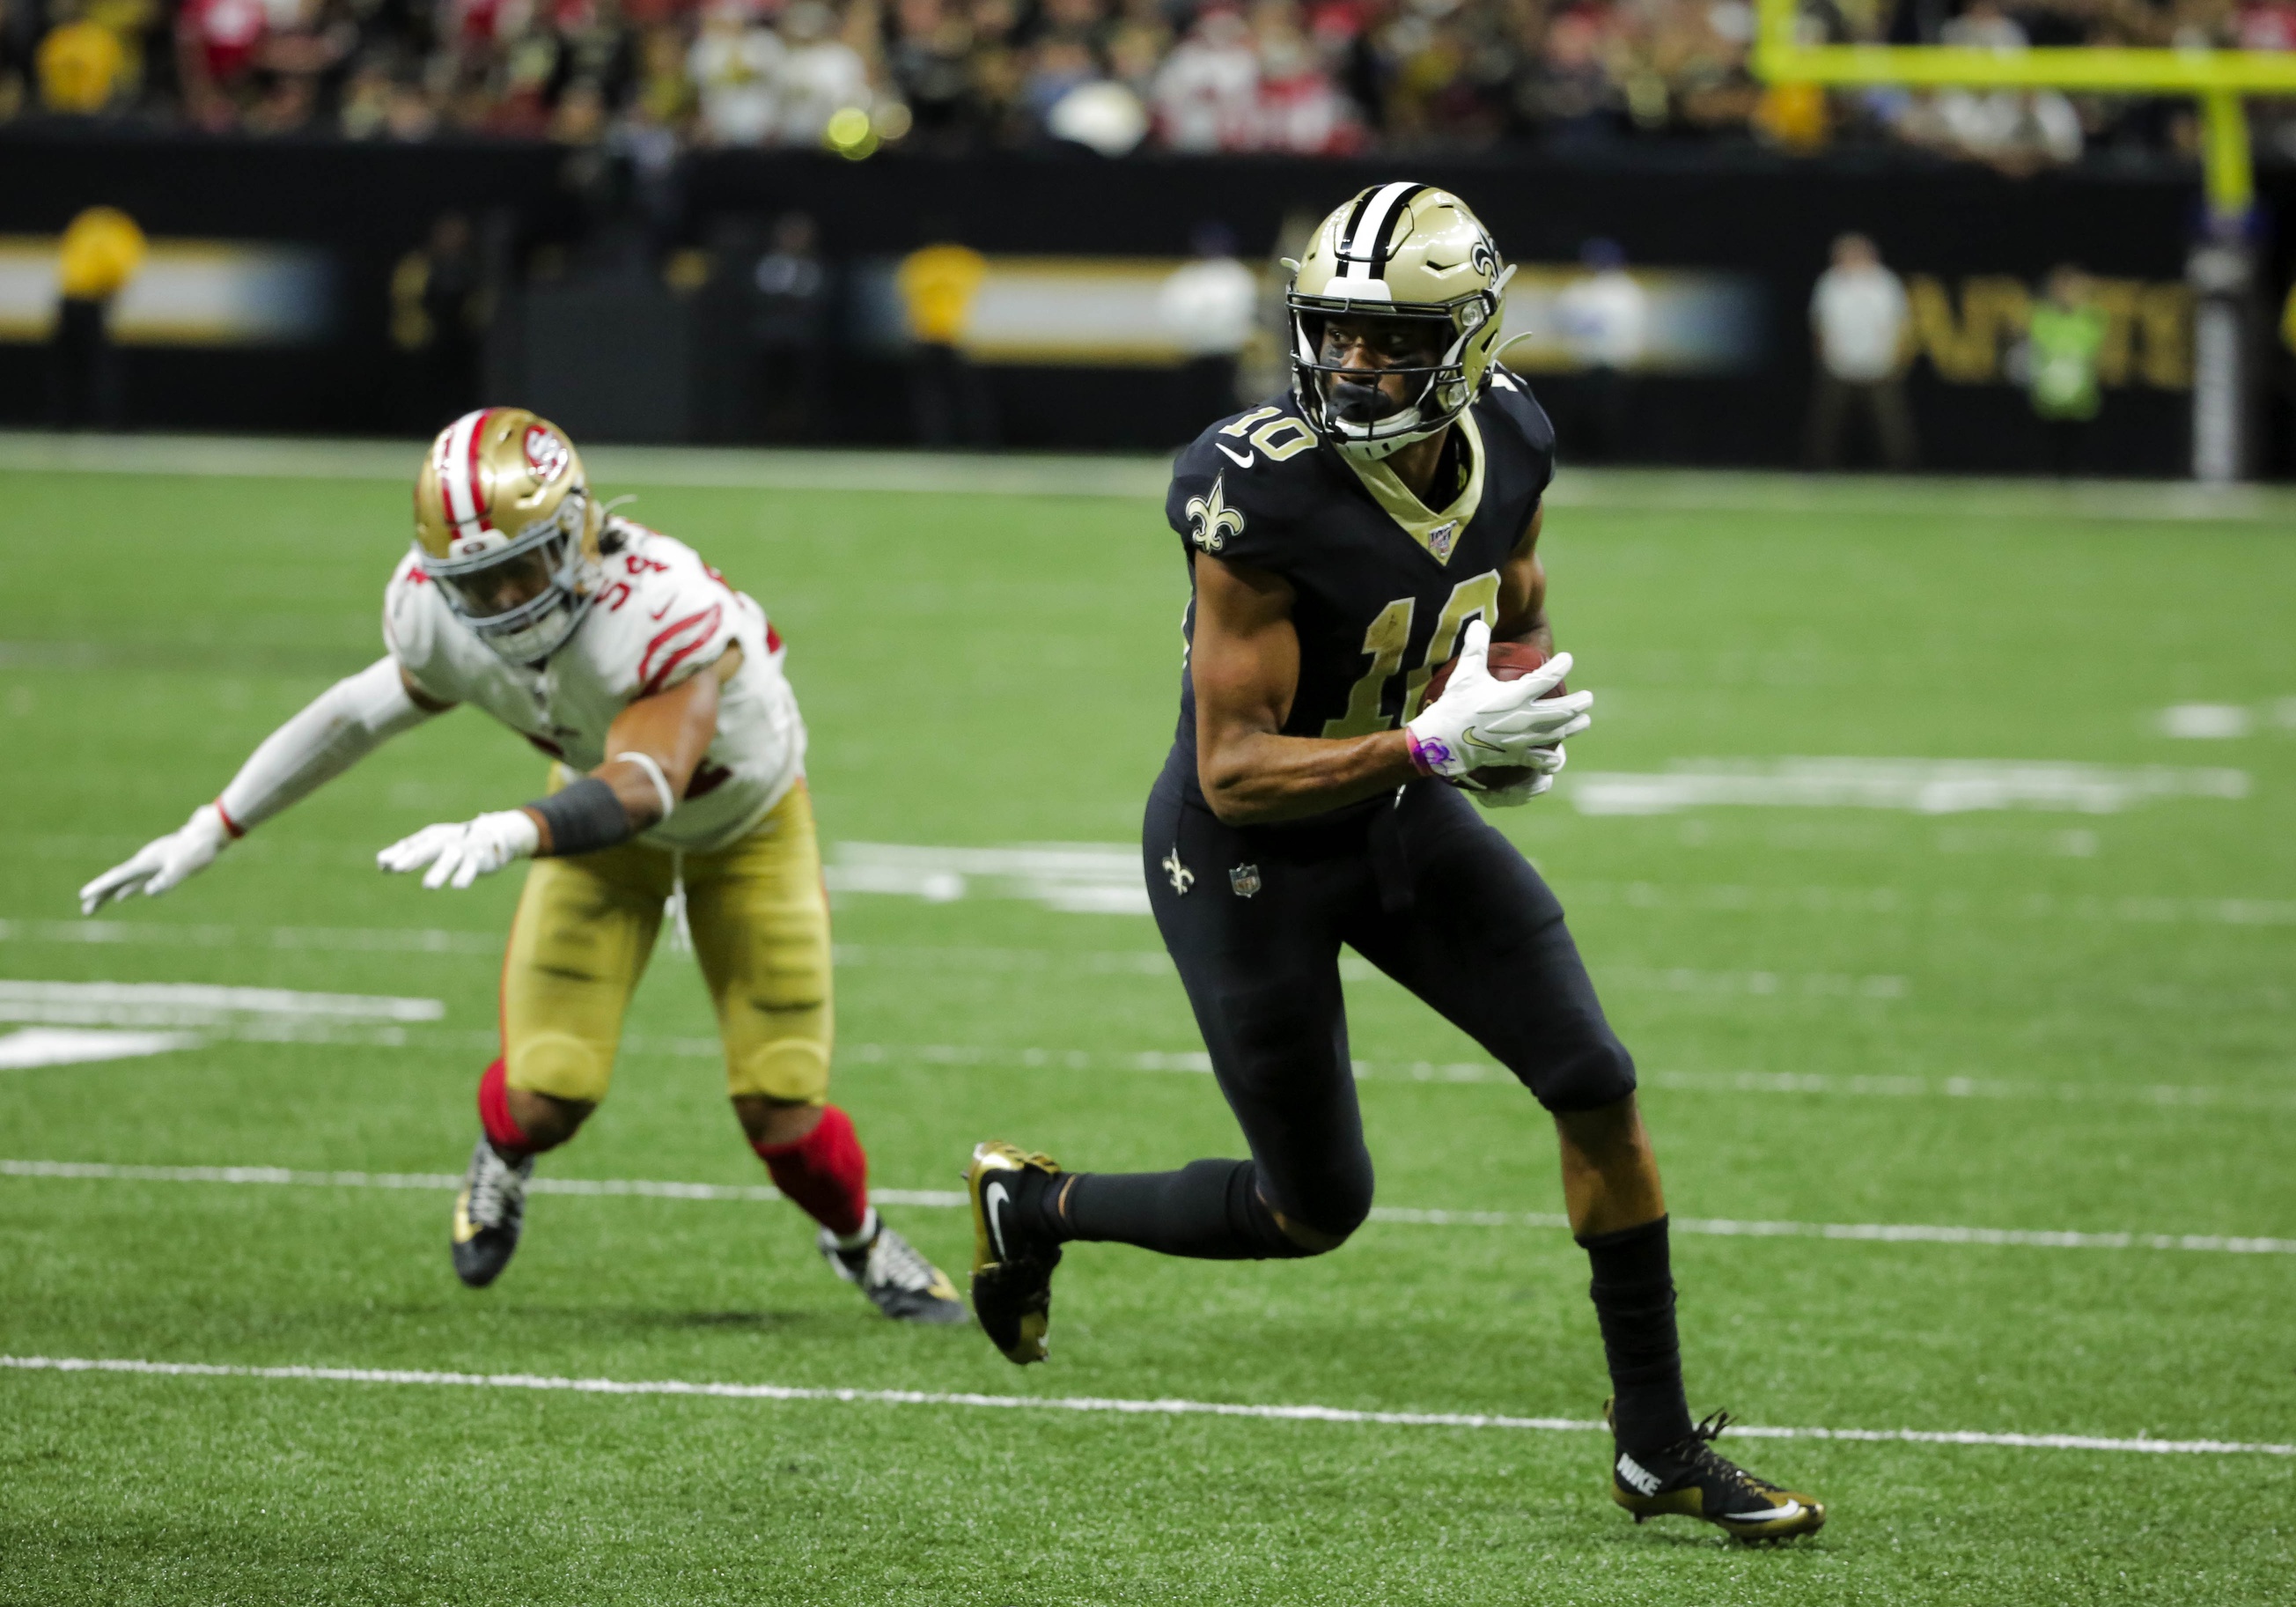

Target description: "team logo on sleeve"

left=523, top=425, right=571, bottom=484
left=1185, top=474, right=1245, bottom=554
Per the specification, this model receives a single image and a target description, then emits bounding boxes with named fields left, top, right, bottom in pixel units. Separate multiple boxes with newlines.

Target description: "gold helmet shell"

left=1287, top=183, right=1514, bottom=461
left=412, top=408, right=604, bottom=665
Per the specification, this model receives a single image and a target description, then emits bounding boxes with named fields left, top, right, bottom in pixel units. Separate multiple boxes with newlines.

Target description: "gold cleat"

left=1607, top=1400, right=1827, bottom=1542
left=962, top=1140, right=1063, bottom=1364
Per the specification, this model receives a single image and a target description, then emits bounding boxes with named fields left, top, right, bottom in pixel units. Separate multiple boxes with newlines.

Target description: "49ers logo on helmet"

left=523, top=425, right=570, bottom=484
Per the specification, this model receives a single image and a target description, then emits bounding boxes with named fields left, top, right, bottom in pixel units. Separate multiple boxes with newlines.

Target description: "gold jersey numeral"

left=1321, top=568, right=1504, bottom=738
left=1402, top=571, right=1502, bottom=721
left=1247, top=417, right=1318, bottom=461
left=1323, top=598, right=1416, bottom=738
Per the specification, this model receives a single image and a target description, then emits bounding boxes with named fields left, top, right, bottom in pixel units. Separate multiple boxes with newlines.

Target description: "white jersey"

left=384, top=520, right=805, bottom=854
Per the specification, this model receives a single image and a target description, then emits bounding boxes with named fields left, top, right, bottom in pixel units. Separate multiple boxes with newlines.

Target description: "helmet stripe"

left=460, top=407, right=495, bottom=537
left=437, top=409, right=487, bottom=535
left=1338, top=181, right=1426, bottom=279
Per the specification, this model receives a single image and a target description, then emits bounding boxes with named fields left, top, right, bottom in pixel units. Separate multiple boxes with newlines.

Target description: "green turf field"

left=2, top=439, right=2292, bottom=1604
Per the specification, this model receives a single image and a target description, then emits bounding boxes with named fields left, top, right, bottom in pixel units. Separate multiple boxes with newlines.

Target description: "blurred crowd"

left=7, top=0, right=2296, bottom=165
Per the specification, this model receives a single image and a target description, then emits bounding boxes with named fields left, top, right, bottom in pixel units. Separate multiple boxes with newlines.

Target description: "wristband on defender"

left=613, top=750, right=676, bottom=822
left=525, top=775, right=632, bottom=858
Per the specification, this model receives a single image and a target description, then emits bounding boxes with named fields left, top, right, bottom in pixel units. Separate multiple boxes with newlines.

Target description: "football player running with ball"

left=82, top=409, right=964, bottom=1325
left=964, top=187, right=1824, bottom=1538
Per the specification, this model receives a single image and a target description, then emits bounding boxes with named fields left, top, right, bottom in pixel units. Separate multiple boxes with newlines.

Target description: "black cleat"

left=450, top=1138, right=532, bottom=1288
left=962, top=1140, right=1063, bottom=1364
left=821, top=1220, right=968, bottom=1324
left=1608, top=1401, right=1826, bottom=1541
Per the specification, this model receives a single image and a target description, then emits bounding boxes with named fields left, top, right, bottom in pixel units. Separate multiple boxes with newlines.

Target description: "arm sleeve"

left=215, top=657, right=438, bottom=833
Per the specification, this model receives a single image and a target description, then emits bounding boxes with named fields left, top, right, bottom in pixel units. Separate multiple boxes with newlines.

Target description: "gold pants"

left=498, top=781, right=832, bottom=1105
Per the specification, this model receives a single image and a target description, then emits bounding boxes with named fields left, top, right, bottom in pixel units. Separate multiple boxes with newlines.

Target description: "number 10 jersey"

left=1162, top=372, right=1557, bottom=822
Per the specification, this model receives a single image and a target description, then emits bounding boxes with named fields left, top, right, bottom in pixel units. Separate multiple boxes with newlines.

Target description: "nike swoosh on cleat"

left=984, top=1179, right=1012, bottom=1263
left=1727, top=1500, right=1807, bottom=1523
left=452, top=1193, right=478, bottom=1243
left=1214, top=443, right=1255, bottom=468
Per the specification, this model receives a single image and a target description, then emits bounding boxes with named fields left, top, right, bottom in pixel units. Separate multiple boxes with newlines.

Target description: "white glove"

left=377, top=809, right=541, bottom=890
left=1404, top=620, right=1593, bottom=781
left=80, top=804, right=235, bottom=915
left=1467, top=744, right=1568, bottom=809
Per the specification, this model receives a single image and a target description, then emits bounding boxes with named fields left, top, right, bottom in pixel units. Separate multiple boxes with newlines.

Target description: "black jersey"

left=1162, top=373, right=1557, bottom=820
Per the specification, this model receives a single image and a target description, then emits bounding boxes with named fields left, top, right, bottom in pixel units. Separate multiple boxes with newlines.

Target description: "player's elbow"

left=1197, top=756, right=1273, bottom=827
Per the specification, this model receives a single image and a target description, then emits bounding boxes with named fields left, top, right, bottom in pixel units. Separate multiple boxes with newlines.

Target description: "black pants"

left=47, top=297, right=122, bottom=430
left=1805, top=372, right=1917, bottom=471
left=1117, top=764, right=1636, bottom=1249
left=908, top=341, right=997, bottom=446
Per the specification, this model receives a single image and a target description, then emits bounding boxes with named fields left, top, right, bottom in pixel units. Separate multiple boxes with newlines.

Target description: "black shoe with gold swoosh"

left=1607, top=1400, right=1827, bottom=1541
left=962, top=1140, right=1063, bottom=1364
left=451, top=1137, right=533, bottom=1288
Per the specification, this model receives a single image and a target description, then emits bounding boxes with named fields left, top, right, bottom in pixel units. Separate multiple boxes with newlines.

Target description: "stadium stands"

left=5, top=0, right=2290, bottom=167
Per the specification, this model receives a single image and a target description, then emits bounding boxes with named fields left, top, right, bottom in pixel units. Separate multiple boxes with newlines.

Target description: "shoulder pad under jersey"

left=580, top=524, right=747, bottom=700
left=381, top=549, right=459, bottom=695
left=1478, top=369, right=1559, bottom=500
left=1166, top=402, right=1336, bottom=573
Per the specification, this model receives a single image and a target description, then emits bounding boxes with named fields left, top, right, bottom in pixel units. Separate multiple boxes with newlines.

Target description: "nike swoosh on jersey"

left=1214, top=443, right=1255, bottom=468
left=984, top=1179, right=1012, bottom=1262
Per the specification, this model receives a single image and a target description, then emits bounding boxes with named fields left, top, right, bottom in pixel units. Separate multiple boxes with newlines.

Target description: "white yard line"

left=0, top=918, right=502, bottom=955
left=1567, top=758, right=2250, bottom=817
left=5, top=1158, right=2286, bottom=1256
left=0, top=1354, right=2284, bottom=1456
left=0, top=1028, right=195, bottom=1070
left=0, top=979, right=442, bottom=1027
left=9, top=433, right=2295, bottom=523
left=6, top=999, right=2285, bottom=1114
left=0, top=433, right=1174, bottom=500
left=12, top=873, right=2294, bottom=964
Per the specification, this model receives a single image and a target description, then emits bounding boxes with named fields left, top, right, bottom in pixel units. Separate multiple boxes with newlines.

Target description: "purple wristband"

left=1404, top=727, right=1451, bottom=778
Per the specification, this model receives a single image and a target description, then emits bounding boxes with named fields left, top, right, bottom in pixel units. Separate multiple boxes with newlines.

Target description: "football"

left=1421, top=639, right=1567, bottom=791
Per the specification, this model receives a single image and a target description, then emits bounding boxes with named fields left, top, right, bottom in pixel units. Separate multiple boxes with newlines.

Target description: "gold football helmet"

left=1286, top=184, right=1515, bottom=461
left=412, top=408, right=604, bottom=665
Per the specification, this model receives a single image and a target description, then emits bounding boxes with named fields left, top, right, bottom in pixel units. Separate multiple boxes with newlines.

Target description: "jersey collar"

left=1339, top=409, right=1486, bottom=565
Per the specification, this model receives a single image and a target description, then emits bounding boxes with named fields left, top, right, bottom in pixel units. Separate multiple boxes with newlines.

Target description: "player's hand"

left=1466, top=744, right=1567, bottom=809
left=78, top=804, right=233, bottom=915
left=377, top=809, right=541, bottom=890
left=1404, top=620, right=1593, bottom=780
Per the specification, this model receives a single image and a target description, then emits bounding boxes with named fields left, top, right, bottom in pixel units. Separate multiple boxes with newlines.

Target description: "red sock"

left=753, top=1104, right=869, bottom=1238
left=477, top=1058, right=530, bottom=1154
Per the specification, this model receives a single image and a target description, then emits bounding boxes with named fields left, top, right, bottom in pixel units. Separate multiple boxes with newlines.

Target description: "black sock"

left=1051, top=1160, right=1301, bottom=1259
left=1579, top=1215, right=1694, bottom=1456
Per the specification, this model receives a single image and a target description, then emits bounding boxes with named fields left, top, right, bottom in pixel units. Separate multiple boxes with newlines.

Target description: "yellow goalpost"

left=1751, top=0, right=2294, bottom=476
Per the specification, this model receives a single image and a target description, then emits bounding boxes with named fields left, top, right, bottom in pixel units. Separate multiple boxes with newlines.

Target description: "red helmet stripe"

left=463, top=407, right=495, bottom=534
left=436, top=409, right=496, bottom=541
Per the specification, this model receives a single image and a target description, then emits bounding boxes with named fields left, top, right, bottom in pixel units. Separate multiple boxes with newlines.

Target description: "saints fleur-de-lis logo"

left=1161, top=848, right=1194, bottom=896
left=1185, top=473, right=1245, bottom=554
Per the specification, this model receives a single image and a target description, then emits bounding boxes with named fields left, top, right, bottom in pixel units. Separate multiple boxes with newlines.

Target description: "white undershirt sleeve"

left=216, top=656, right=440, bottom=833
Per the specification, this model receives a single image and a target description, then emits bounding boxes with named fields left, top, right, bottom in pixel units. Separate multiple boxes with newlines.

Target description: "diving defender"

left=82, top=409, right=963, bottom=1324
left=963, top=186, right=1824, bottom=1538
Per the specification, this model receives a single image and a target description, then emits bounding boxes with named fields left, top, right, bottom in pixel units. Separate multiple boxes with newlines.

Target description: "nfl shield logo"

left=1229, top=863, right=1262, bottom=898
